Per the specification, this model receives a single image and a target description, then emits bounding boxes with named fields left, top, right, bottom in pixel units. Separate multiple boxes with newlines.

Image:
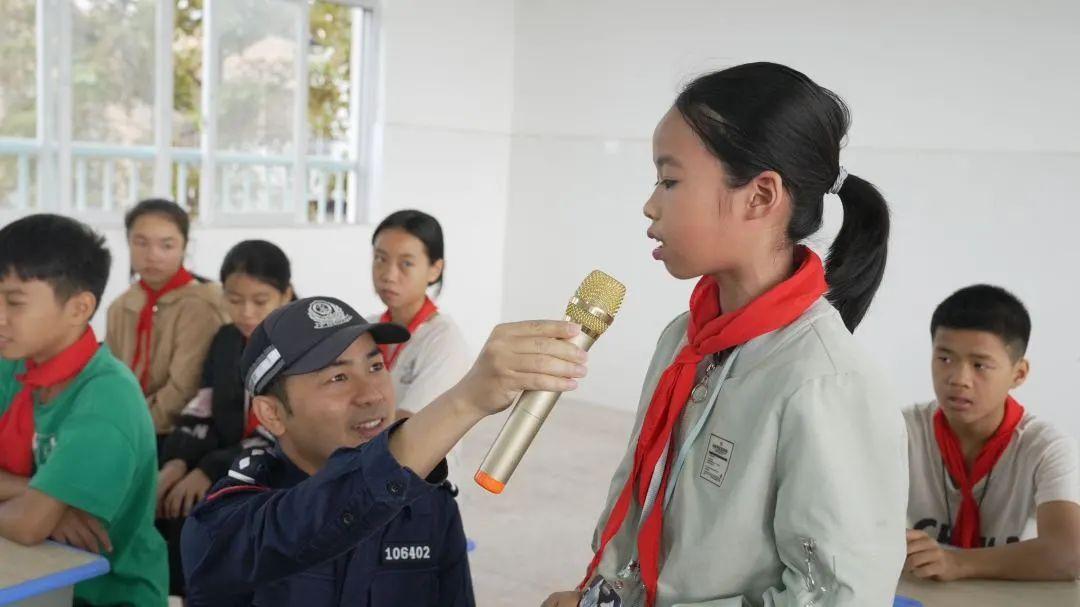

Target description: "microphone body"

left=474, top=330, right=595, bottom=494
left=476, top=270, right=625, bottom=495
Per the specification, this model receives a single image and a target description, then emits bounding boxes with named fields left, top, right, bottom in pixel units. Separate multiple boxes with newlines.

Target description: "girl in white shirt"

left=371, top=210, right=471, bottom=483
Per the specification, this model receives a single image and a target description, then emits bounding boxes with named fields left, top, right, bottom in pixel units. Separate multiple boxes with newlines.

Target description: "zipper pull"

left=800, top=536, right=836, bottom=605
left=801, top=537, right=819, bottom=592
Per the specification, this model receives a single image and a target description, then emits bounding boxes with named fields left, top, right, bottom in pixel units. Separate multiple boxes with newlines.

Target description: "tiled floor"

left=456, top=399, right=635, bottom=607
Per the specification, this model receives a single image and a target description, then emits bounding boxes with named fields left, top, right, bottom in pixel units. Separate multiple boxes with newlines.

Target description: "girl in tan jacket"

left=107, top=199, right=228, bottom=439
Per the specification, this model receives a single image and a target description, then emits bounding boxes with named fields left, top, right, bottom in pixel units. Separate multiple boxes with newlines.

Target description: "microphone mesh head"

left=565, top=270, right=626, bottom=338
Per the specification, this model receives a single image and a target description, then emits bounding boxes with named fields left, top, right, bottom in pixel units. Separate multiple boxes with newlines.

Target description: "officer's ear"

left=253, top=394, right=289, bottom=438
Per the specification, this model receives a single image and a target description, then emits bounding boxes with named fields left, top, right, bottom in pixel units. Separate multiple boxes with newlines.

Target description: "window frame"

left=0, top=0, right=381, bottom=226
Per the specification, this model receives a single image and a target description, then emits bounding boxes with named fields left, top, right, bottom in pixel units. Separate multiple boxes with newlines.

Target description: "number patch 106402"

left=381, top=543, right=433, bottom=564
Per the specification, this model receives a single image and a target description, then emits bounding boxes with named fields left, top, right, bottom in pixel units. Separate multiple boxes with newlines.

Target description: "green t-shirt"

left=0, top=345, right=167, bottom=607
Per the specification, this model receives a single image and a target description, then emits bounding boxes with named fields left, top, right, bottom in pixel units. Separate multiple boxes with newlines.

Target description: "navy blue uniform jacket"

left=180, top=425, right=475, bottom=606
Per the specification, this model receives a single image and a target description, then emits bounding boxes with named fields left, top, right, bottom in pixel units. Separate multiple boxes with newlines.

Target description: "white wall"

left=375, top=0, right=515, bottom=354
left=503, top=0, right=1080, bottom=437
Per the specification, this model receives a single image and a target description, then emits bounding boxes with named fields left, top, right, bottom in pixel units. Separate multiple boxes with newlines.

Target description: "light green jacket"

left=590, top=299, right=908, bottom=607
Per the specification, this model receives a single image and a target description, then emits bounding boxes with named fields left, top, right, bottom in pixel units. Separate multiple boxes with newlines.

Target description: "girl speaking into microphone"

left=544, top=62, right=907, bottom=607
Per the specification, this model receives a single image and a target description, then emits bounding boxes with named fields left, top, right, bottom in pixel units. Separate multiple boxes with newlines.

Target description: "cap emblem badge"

left=307, top=299, right=353, bottom=329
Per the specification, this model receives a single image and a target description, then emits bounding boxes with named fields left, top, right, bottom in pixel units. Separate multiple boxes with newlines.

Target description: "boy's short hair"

left=0, top=214, right=111, bottom=313
left=930, top=284, right=1031, bottom=361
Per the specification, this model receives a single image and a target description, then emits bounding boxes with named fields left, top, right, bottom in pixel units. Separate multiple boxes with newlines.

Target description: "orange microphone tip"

left=474, top=470, right=505, bottom=494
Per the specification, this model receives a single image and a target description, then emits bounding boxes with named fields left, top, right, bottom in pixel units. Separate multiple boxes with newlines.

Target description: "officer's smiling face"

left=254, top=333, right=397, bottom=474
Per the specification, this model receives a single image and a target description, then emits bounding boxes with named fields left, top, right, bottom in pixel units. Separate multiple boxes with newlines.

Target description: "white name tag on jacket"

left=700, top=434, right=735, bottom=488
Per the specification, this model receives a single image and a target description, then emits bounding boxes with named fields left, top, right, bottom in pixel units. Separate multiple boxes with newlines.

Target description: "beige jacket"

left=106, top=280, right=229, bottom=434
left=590, top=299, right=908, bottom=607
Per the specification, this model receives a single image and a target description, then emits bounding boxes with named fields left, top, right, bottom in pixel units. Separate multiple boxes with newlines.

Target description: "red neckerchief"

left=0, top=328, right=100, bottom=475
left=582, top=247, right=827, bottom=606
left=933, top=396, right=1024, bottom=548
left=131, top=267, right=194, bottom=391
left=378, top=296, right=438, bottom=370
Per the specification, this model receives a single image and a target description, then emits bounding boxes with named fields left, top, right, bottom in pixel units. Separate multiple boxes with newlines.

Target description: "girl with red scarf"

left=106, top=199, right=228, bottom=438
left=543, top=63, right=907, bottom=607
left=371, top=210, right=470, bottom=487
left=151, top=240, right=294, bottom=597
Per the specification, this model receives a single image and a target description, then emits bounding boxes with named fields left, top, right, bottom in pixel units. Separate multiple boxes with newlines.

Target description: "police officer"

left=180, top=296, right=589, bottom=605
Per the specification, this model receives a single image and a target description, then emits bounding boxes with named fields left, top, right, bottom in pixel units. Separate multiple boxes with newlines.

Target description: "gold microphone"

left=475, top=270, right=626, bottom=494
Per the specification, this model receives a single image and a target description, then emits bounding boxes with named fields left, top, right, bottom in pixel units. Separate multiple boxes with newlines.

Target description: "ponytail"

left=826, top=174, right=890, bottom=330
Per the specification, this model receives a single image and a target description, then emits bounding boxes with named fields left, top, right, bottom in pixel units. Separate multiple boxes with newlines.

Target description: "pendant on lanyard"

left=588, top=348, right=741, bottom=607
left=579, top=576, right=626, bottom=607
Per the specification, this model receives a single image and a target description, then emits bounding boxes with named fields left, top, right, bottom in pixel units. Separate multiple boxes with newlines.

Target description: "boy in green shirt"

left=0, top=214, right=167, bottom=606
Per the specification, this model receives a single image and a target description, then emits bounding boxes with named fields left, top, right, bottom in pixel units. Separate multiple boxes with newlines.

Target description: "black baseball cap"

left=242, top=296, right=409, bottom=396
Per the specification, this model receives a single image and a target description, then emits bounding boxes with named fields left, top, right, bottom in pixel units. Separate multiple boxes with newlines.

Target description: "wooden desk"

left=0, top=537, right=109, bottom=606
left=897, top=574, right=1080, bottom=606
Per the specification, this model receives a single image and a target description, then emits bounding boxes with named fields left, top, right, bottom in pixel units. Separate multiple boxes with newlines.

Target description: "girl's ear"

left=742, top=170, right=785, bottom=221
left=427, top=258, right=445, bottom=287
